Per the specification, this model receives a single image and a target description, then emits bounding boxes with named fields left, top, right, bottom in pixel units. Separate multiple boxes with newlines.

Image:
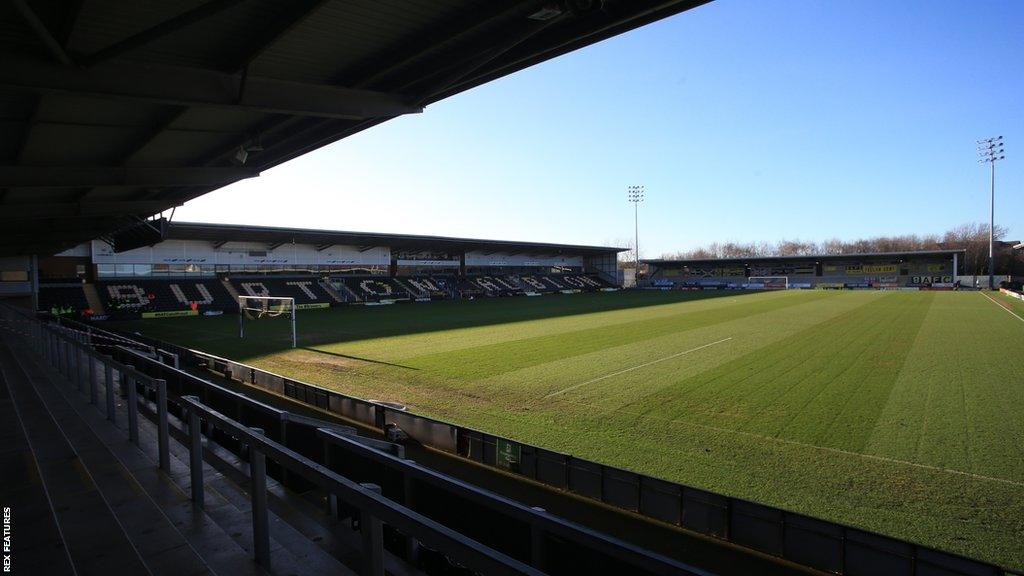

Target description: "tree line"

left=654, top=222, right=1022, bottom=276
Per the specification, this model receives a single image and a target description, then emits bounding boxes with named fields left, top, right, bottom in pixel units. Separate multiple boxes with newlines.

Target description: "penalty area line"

left=981, top=291, right=1024, bottom=324
left=543, top=337, right=733, bottom=399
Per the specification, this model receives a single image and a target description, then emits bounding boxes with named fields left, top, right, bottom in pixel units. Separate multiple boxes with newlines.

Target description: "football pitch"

left=115, top=289, right=1024, bottom=569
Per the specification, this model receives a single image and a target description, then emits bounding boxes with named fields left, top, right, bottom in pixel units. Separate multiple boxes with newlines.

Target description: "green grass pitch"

left=114, top=289, right=1024, bottom=569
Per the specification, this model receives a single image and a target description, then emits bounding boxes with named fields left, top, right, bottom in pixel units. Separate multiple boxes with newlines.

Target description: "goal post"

left=748, top=276, right=789, bottom=290
left=238, top=295, right=296, bottom=348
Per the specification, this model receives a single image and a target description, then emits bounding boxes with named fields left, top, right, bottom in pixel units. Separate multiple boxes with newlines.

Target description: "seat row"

left=39, top=273, right=616, bottom=316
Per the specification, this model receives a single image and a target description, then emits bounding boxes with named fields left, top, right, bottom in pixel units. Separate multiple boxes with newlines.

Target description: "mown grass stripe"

left=984, top=291, right=1024, bottom=324
left=542, top=337, right=732, bottom=398
left=116, top=290, right=1024, bottom=570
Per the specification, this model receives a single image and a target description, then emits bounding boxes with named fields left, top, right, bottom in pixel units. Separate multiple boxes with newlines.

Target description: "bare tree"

left=659, top=223, right=1014, bottom=273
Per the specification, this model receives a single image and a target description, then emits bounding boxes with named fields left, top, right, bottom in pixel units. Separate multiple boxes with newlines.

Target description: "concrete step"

left=317, top=279, right=346, bottom=303
left=221, top=278, right=242, bottom=306
left=24, top=343, right=278, bottom=576
left=6, top=337, right=224, bottom=576
left=0, top=337, right=150, bottom=576
left=152, top=406, right=368, bottom=576
left=83, top=283, right=106, bottom=315
left=53, top=343, right=362, bottom=576
left=0, top=364, right=76, bottom=576
left=133, top=381, right=421, bottom=576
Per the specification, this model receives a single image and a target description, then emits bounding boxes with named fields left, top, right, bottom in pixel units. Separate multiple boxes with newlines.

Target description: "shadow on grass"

left=300, top=346, right=419, bottom=370
left=116, top=289, right=774, bottom=360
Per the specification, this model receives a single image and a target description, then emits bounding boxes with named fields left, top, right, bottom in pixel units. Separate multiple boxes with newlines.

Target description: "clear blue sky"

left=175, top=0, right=1023, bottom=258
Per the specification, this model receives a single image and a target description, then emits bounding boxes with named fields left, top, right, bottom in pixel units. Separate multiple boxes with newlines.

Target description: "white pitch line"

left=981, top=291, right=1024, bottom=324
left=557, top=395, right=1024, bottom=488
left=666, top=416, right=1024, bottom=489
left=543, top=337, right=733, bottom=399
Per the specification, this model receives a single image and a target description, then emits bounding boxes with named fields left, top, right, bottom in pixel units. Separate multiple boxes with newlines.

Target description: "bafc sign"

left=912, top=276, right=952, bottom=284
left=496, top=438, right=521, bottom=472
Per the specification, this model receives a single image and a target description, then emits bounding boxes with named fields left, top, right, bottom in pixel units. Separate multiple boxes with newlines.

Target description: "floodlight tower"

left=978, top=136, right=1005, bottom=289
left=627, top=185, right=645, bottom=279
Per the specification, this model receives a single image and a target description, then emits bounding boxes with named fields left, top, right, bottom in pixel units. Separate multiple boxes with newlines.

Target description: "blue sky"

left=175, top=0, right=1023, bottom=257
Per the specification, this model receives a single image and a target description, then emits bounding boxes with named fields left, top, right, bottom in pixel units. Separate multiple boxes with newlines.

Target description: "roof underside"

left=167, top=221, right=624, bottom=256
left=644, top=250, right=967, bottom=267
left=0, top=0, right=710, bottom=256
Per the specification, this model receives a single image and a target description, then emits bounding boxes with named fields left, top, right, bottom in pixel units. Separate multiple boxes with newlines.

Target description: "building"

left=643, top=249, right=965, bottom=290
left=25, top=221, right=623, bottom=317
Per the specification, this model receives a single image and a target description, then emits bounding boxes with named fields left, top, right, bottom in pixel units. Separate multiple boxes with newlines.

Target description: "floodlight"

left=978, top=136, right=1007, bottom=289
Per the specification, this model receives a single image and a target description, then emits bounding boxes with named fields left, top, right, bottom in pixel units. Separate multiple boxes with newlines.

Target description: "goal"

left=238, top=295, right=296, bottom=348
left=748, top=276, right=789, bottom=290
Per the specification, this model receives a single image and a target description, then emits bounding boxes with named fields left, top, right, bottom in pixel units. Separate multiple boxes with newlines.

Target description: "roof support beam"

left=0, top=56, right=422, bottom=120
left=118, top=107, right=190, bottom=162
left=15, top=96, right=42, bottom=164
left=80, top=0, right=248, bottom=67
left=212, top=240, right=228, bottom=249
left=0, top=166, right=258, bottom=188
left=224, top=0, right=333, bottom=73
left=10, top=0, right=76, bottom=66
left=315, top=244, right=333, bottom=252
left=338, top=2, right=535, bottom=90
left=409, top=13, right=565, bottom=104
left=0, top=201, right=176, bottom=220
left=266, top=242, right=286, bottom=250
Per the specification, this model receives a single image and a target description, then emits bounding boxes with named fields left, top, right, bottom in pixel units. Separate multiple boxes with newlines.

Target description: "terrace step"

left=221, top=277, right=242, bottom=306
left=318, top=279, right=346, bottom=303
left=62, top=346, right=366, bottom=576
left=0, top=352, right=76, bottom=575
left=83, top=283, right=106, bottom=315
left=2, top=333, right=284, bottom=576
left=0, top=336, right=152, bottom=576
left=148, top=398, right=417, bottom=576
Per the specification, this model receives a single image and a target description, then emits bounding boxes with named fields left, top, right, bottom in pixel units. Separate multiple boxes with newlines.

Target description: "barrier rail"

left=33, top=320, right=171, bottom=472
left=180, top=396, right=543, bottom=575
left=316, top=428, right=706, bottom=576
left=189, top=347, right=1020, bottom=576
left=26, top=311, right=712, bottom=575
left=44, top=313, right=1024, bottom=576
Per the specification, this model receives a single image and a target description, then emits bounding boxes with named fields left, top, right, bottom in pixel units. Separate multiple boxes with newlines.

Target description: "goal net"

left=748, top=276, right=789, bottom=290
left=238, top=295, right=296, bottom=348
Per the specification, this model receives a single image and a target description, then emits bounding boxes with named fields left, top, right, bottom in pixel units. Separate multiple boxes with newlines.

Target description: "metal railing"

left=180, top=396, right=543, bottom=576
left=38, top=312, right=1024, bottom=576
left=34, top=320, right=170, bottom=473
left=1, top=309, right=550, bottom=575
left=316, top=428, right=709, bottom=576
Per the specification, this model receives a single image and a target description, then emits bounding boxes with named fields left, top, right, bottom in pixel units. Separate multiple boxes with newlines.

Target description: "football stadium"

left=1, top=2, right=1022, bottom=576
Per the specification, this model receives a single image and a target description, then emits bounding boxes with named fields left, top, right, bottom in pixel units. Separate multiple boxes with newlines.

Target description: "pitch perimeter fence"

left=53, top=315, right=1021, bottom=576
left=29, top=312, right=706, bottom=576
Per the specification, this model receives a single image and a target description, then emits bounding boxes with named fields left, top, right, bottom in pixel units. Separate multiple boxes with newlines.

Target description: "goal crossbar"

left=238, top=295, right=296, bottom=348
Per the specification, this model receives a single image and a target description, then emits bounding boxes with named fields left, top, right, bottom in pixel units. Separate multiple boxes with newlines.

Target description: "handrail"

left=31, top=321, right=171, bottom=473
left=317, top=428, right=712, bottom=576
left=180, top=396, right=544, bottom=576
left=29, top=310, right=1024, bottom=576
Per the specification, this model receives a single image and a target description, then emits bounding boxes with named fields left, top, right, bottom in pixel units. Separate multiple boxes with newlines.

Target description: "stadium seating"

left=97, top=278, right=235, bottom=315
left=464, top=273, right=610, bottom=296
left=527, top=273, right=610, bottom=291
left=230, top=276, right=338, bottom=305
left=396, top=276, right=456, bottom=299
left=335, top=276, right=413, bottom=302
left=464, top=275, right=524, bottom=296
left=38, top=282, right=90, bottom=315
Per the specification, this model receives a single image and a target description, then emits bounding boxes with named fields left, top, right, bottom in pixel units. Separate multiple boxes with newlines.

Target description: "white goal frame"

left=748, top=276, right=789, bottom=289
left=238, top=295, right=296, bottom=348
